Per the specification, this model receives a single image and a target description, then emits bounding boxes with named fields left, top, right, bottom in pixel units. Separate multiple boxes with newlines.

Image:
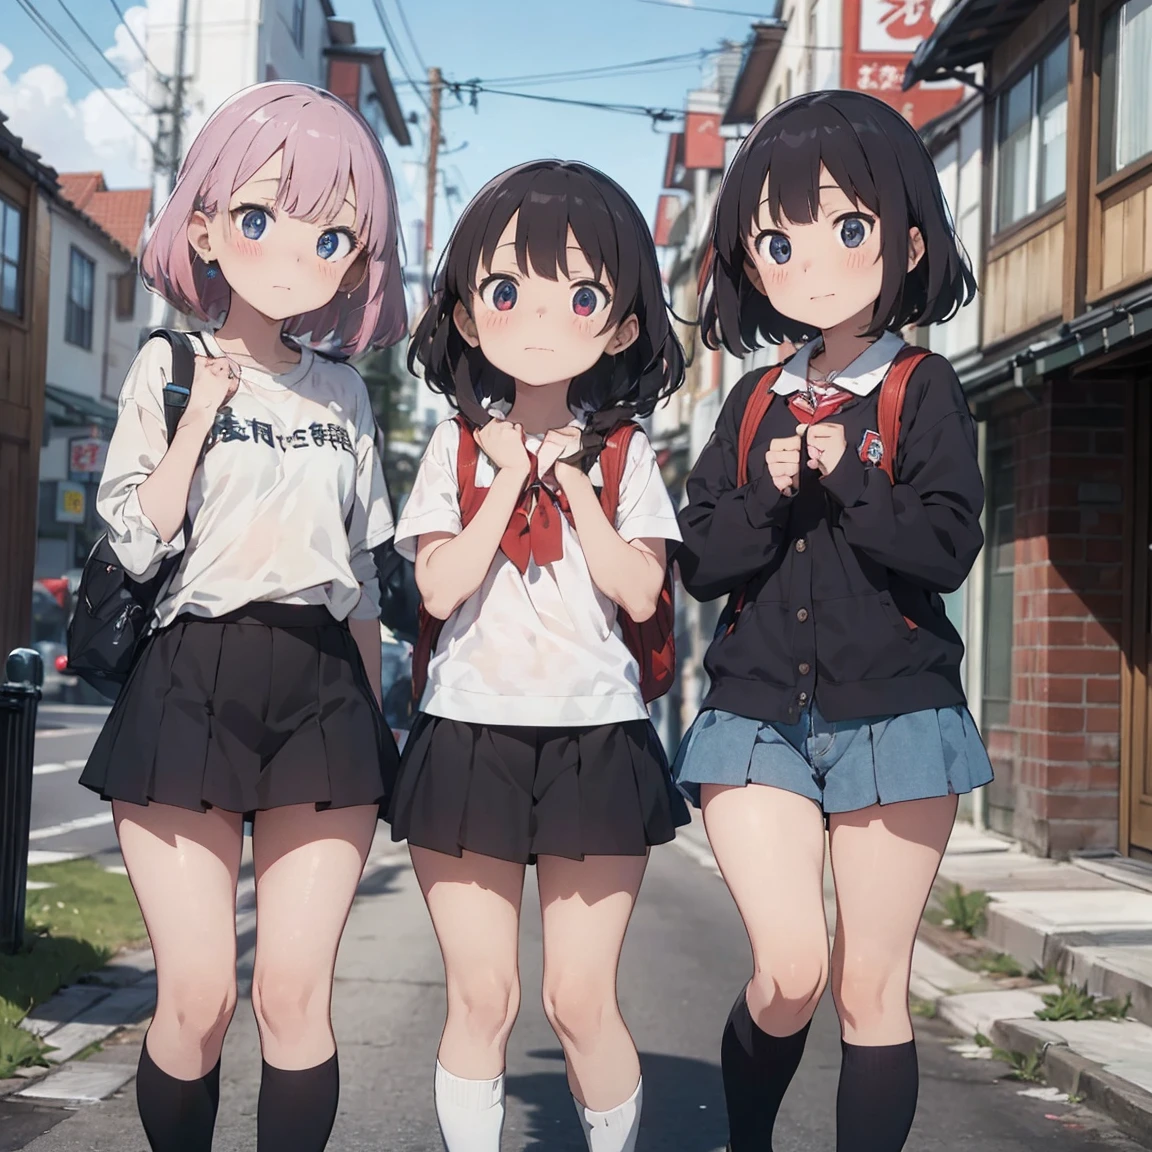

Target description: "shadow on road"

left=508, top=1046, right=727, bottom=1151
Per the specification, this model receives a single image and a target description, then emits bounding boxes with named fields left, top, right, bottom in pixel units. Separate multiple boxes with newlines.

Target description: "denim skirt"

left=672, top=701, right=993, bottom=813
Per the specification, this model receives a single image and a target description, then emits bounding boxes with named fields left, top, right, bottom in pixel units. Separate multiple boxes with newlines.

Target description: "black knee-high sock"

left=836, top=1040, right=919, bottom=1152
left=135, top=1037, right=221, bottom=1152
left=722, top=989, right=811, bottom=1151
left=257, top=1053, right=340, bottom=1152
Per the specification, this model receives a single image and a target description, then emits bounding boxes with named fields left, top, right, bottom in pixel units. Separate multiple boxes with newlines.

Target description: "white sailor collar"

left=773, top=330, right=906, bottom=398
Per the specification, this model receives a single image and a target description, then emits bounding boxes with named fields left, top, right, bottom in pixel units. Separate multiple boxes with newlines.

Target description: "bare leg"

left=249, top=802, right=377, bottom=1068
left=114, top=799, right=243, bottom=1078
left=829, top=793, right=958, bottom=1152
left=410, top=846, right=525, bottom=1077
left=701, top=783, right=827, bottom=1151
left=537, top=852, right=647, bottom=1111
left=828, top=794, right=958, bottom=1045
left=702, top=784, right=828, bottom=1032
left=249, top=802, right=377, bottom=1152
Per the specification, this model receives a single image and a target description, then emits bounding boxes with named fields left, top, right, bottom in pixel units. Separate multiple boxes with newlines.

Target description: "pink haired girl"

left=79, top=82, right=407, bottom=1152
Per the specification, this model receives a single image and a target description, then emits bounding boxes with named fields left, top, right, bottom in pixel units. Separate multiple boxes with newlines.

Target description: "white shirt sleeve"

left=95, top=336, right=186, bottom=580
left=614, top=430, right=682, bottom=544
left=393, top=419, right=463, bottom=562
left=346, top=372, right=395, bottom=621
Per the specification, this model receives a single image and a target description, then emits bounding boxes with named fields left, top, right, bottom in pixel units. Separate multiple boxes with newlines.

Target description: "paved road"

left=3, top=824, right=1144, bottom=1152
left=29, top=705, right=117, bottom=865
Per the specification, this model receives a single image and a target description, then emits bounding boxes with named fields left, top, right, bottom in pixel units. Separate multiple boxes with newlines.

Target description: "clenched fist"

left=476, top=417, right=531, bottom=476
left=764, top=427, right=805, bottom=496
left=806, top=422, right=847, bottom=476
left=178, top=355, right=240, bottom=431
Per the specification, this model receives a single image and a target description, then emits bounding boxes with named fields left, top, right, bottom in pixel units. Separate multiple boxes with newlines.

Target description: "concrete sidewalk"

left=913, top=821, right=1152, bottom=1145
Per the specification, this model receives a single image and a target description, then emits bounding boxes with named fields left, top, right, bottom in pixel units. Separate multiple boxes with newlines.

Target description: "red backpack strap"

left=596, top=421, right=640, bottom=524
left=736, top=366, right=784, bottom=486
left=875, top=346, right=929, bottom=483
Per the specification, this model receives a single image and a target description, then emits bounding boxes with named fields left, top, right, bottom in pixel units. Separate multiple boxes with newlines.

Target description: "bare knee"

left=251, top=969, right=329, bottom=1050
left=156, top=972, right=237, bottom=1051
left=748, top=954, right=827, bottom=1034
left=833, top=957, right=910, bottom=1040
left=542, top=974, right=615, bottom=1050
left=446, top=968, right=520, bottom=1051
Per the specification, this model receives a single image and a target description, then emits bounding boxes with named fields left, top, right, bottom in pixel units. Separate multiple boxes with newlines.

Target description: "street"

left=10, top=709, right=1147, bottom=1151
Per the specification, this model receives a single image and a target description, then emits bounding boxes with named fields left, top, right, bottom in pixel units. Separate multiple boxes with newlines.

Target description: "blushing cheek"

left=570, top=313, right=600, bottom=338
left=316, top=259, right=344, bottom=283
left=479, top=310, right=514, bottom=332
left=765, top=265, right=790, bottom=290
left=231, top=235, right=263, bottom=260
left=844, top=249, right=871, bottom=272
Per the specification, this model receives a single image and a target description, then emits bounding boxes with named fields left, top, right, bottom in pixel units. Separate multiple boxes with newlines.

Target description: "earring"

left=202, top=256, right=219, bottom=280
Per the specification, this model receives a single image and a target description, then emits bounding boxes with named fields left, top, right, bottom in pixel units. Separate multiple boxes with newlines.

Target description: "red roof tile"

left=58, top=173, right=152, bottom=255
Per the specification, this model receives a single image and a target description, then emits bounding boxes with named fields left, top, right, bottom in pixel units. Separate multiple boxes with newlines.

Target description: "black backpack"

left=67, top=330, right=198, bottom=697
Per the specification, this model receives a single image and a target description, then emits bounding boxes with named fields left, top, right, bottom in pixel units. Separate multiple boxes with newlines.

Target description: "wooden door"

left=1124, top=385, right=1152, bottom=856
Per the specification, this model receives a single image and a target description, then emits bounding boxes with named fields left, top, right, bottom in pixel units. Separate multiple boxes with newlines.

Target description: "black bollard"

left=0, top=648, right=43, bottom=954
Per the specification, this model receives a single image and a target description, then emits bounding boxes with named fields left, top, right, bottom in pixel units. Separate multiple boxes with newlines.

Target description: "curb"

left=991, top=1016, right=1152, bottom=1147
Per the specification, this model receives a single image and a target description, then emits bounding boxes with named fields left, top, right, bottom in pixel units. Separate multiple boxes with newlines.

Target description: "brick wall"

left=1005, top=377, right=1125, bottom=856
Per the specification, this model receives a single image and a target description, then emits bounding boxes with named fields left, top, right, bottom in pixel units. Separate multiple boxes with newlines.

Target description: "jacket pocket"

left=705, top=600, right=794, bottom=688
left=815, top=593, right=919, bottom=685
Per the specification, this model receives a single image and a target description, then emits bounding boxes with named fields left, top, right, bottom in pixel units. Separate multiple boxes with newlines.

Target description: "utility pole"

left=422, top=67, right=443, bottom=304
left=167, top=0, right=191, bottom=192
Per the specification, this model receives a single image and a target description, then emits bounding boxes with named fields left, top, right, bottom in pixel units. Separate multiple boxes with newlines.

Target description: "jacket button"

left=799, top=691, right=809, bottom=703
left=795, top=538, right=807, bottom=552
left=799, top=662, right=811, bottom=675
left=796, top=607, right=809, bottom=622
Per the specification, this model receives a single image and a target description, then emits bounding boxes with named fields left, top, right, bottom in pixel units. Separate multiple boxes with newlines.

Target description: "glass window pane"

left=1, top=261, right=18, bottom=313
left=982, top=444, right=1015, bottom=727
left=996, top=73, right=1034, bottom=231
left=2, top=201, right=21, bottom=263
left=1118, top=0, right=1152, bottom=170
left=1038, top=39, right=1068, bottom=204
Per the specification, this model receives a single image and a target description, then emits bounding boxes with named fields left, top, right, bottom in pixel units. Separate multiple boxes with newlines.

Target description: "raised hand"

left=764, top=426, right=805, bottom=496
left=475, top=417, right=531, bottom=477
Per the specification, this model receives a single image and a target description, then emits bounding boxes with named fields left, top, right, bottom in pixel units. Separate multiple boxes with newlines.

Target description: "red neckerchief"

left=500, top=451, right=574, bottom=574
left=787, top=382, right=855, bottom=426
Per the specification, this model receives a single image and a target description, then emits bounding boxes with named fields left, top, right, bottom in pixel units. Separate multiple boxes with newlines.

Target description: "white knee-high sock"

left=434, top=1060, right=505, bottom=1151
left=574, top=1077, right=642, bottom=1152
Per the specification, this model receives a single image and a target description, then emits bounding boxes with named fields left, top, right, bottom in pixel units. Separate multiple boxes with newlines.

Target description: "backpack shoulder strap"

left=876, top=346, right=930, bottom=483
left=149, top=329, right=197, bottom=444
left=597, top=421, right=640, bottom=525
left=736, top=366, right=783, bottom=487
left=453, top=413, right=487, bottom=526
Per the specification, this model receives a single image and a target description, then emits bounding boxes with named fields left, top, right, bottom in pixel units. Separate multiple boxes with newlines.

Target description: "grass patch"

left=0, top=859, right=145, bottom=1078
left=974, top=952, right=1024, bottom=978
left=1035, top=981, right=1132, bottom=1023
left=939, top=884, right=991, bottom=936
left=974, top=1032, right=1046, bottom=1082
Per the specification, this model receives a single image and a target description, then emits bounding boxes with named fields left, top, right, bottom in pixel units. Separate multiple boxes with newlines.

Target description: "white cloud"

left=0, top=4, right=156, bottom=189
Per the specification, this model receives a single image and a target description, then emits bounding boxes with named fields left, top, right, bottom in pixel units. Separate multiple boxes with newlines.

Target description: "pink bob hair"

left=140, top=82, right=407, bottom=357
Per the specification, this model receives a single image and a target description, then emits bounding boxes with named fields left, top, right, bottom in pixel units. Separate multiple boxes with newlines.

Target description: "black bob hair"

left=700, top=90, right=977, bottom=355
left=409, top=160, right=685, bottom=433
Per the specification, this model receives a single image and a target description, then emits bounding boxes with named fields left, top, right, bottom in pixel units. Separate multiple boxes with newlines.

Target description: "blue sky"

left=0, top=0, right=772, bottom=258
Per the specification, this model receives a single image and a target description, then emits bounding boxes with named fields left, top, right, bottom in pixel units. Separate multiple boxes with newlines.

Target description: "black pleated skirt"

left=386, top=713, right=690, bottom=864
left=79, top=604, right=398, bottom=815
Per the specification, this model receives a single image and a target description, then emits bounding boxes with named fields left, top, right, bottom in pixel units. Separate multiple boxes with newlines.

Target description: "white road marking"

left=35, top=726, right=104, bottom=738
left=28, top=812, right=115, bottom=841
left=33, top=759, right=88, bottom=776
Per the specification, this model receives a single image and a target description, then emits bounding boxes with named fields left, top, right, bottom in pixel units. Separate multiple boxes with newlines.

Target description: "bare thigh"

left=537, top=852, right=647, bottom=1110
left=829, top=793, right=957, bottom=1044
left=250, top=803, right=377, bottom=1069
left=410, top=846, right=526, bottom=1080
left=702, top=783, right=829, bottom=1035
left=113, top=799, right=243, bottom=1078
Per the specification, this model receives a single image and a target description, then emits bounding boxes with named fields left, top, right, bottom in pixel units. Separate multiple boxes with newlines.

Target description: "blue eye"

left=767, top=234, right=791, bottom=264
left=317, top=230, right=354, bottom=261
left=484, top=279, right=518, bottom=311
left=240, top=208, right=267, bottom=240
left=840, top=218, right=868, bottom=248
left=572, top=285, right=606, bottom=317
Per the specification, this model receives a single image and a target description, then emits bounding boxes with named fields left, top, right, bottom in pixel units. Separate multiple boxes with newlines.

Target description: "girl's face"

left=453, top=212, right=638, bottom=386
left=188, top=151, right=366, bottom=321
left=743, top=165, right=921, bottom=333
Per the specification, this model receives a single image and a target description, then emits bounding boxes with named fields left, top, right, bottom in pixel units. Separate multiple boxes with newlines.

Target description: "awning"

left=44, top=384, right=118, bottom=430
left=962, top=286, right=1152, bottom=401
left=903, top=0, right=1045, bottom=89
left=324, top=46, right=412, bottom=147
left=723, top=21, right=787, bottom=126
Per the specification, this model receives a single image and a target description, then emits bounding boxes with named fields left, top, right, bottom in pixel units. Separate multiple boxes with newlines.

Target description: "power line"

left=450, top=84, right=682, bottom=124
left=392, top=1, right=429, bottom=75
left=368, top=0, right=432, bottom=117
left=14, top=0, right=157, bottom=152
left=52, top=0, right=154, bottom=110
left=478, top=47, right=729, bottom=87
left=638, top=0, right=781, bottom=15
left=106, top=0, right=170, bottom=87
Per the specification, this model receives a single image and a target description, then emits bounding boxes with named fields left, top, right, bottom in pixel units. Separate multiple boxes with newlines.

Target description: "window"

left=291, top=0, right=305, bottom=50
left=981, top=439, right=1016, bottom=728
left=994, top=38, right=1068, bottom=233
left=115, top=269, right=135, bottom=321
left=0, top=196, right=23, bottom=316
left=1100, top=0, right=1152, bottom=178
left=65, top=246, right=95, bottom=349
